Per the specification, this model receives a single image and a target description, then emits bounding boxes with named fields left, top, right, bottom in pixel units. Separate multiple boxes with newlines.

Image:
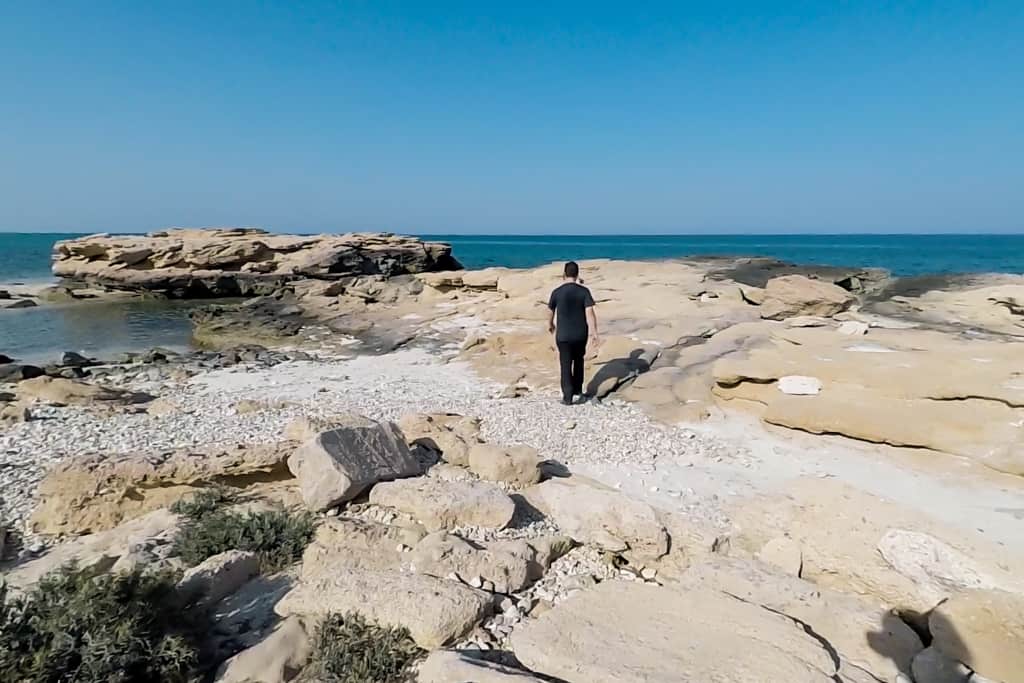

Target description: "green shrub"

left=172, top=493, right=317, bottom=572
left=0, top=564, right=203, bottom=683
left=300, top=612, right=424, bottom=683
left=170, top=486, right=238, bottom=519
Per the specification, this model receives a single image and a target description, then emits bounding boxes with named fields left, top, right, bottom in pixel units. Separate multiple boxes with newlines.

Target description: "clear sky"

left=1, top=1, right=1021, bottom=234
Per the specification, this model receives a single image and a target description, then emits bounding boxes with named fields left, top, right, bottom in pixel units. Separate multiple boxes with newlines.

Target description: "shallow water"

left=0, top=298, right=203, bottom=364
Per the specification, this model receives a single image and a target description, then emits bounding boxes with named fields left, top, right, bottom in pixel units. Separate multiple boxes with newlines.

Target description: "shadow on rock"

left=586, top=348, right=656, bottom=399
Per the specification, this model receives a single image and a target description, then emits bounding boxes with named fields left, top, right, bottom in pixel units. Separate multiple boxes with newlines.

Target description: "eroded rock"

left=287, top=415, right=420, bottom=511
left=275, top=568, right=490, bottom=649
left=511, top=582, right=839, bottom=682
left=369, top=477, right=515, bottom=532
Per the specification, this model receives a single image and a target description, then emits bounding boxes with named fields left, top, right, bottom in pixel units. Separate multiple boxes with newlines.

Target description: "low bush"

left=172, top=489, right=317, bottom=572
left=0, top=564, right=204, bottom=683
left=300, top=612, right=424, bottom=683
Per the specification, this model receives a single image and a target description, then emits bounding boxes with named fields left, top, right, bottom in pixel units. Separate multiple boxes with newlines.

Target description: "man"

left=547, top=261, right=599, bottom=405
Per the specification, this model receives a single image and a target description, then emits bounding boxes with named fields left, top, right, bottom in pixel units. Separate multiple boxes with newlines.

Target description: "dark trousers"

left=557, top=339, right=587, bottom=402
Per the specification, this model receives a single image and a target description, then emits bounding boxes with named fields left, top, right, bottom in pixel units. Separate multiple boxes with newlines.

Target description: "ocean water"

left=2, top=232, right=1022, bottom=363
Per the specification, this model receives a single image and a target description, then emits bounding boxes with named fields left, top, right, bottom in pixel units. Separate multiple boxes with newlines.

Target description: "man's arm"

left=547, top=291, right=557, bottom=335
left=586, top=305, right=599, bottom=344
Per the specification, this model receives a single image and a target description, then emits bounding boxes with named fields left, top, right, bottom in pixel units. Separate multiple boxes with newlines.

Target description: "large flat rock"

left=675, top=556, right=923, bottom=682
left=511, top=582, right=839, bottom=682
left=52, top=228, right=459, bottom=296
left=728, top=478, right=1024, bottom=616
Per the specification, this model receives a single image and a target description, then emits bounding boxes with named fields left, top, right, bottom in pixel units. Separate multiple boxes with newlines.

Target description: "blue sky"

left=1, top=2, right=1021, bottom=234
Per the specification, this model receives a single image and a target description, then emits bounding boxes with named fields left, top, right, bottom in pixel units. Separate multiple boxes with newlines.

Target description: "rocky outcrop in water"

left=51, top=228, right=461, bottom=297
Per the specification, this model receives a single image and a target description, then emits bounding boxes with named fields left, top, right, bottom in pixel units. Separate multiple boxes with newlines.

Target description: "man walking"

left=547, top=261, right=599, bottom=405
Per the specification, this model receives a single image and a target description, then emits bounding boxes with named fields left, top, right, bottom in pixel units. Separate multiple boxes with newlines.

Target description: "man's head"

left=563, top=261, right=580, bottom=281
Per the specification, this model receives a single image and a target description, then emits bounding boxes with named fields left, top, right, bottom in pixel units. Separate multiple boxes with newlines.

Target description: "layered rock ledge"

left=51, top=228, right=461, bottom=297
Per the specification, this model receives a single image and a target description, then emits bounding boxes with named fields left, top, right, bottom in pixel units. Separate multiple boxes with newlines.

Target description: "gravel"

left=0, top=347, right=740, bottom=538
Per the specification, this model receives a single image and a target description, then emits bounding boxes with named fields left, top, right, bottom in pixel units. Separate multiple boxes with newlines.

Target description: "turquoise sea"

left=2, top=232, right=1023, bottom=363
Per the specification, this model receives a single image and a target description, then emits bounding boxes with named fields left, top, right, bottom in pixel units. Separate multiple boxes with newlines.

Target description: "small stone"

left=641, top=567, right=658, bottom=580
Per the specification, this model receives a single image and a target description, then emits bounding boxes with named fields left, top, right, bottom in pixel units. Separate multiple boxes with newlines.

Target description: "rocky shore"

left=1, top=229, right=1023, bottom=682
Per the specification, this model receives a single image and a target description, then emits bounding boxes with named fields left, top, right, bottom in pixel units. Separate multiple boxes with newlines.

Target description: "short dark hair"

left=564, top=261, right=579, bottom=278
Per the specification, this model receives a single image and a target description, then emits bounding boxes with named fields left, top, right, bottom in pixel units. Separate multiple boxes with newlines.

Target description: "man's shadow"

left=866, top=603, right=974, bottom=681
left=585, top=348, right=654, bottom=400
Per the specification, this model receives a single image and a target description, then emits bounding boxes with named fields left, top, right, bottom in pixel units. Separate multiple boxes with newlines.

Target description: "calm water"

left=2, top=232, right=1023, bottom=362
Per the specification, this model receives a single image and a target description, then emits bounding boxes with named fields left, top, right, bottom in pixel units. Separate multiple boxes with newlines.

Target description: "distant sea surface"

left=2, top=232, right=1023, bottom=363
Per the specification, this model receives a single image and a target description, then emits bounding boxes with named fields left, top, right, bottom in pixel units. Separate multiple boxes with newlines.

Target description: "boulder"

left=930, top=589, right=1024, bottom=683
left=6, top=509, right=182, bottom=591
left=214, top=616, right=312, bottom=683
left=275, top=568, right=490, bottom=649
left=369, top=477, right=515, bottom=532
left=287, top=415, right=421, bottom=511
left=417, top=650, right=546, bottom=682
left=911, top=646, right=972, bottom=683
left=511, top=582, right=839, bottom=682
left=468, top=443, right=542, bottom=487
left=410, top=531, right=535, bottom=594
left=521, top=478, right=668, bottom=560
left=759, top=275, right=856, bottom=320
left=0, top=363, right=45, bottom=382
left=177, top=550, right=260, bottom=605
left=397, top=412, right=482, bottom=466
left=30, top=443, right=293, bottom=535
left=676, top=556, right=923, bottom=682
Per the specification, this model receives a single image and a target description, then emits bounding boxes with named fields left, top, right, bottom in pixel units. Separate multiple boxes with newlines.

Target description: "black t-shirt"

left=548, top=282, right=595, bottom=342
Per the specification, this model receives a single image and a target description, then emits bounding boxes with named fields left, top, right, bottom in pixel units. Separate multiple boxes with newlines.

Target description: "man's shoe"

left=561, top=398, right=573, bottom=406
left=574, top=394, right=590, bottom=405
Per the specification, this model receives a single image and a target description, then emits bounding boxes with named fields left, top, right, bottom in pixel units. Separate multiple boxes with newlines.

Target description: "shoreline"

left=2, top=229, right=1023, bottom=680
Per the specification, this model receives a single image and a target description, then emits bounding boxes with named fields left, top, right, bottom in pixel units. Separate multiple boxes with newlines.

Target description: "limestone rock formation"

left=214, top=616, right=312, bottom=683
left=675, top=556, right=923, bottom=682
left=522, top=478, right=668, bottom=561
left=713, top=325, right=1024, bottom=475
left=287, top=415, right=420, bottom=511
left=417, top=650, right=546, bottom=682
left=6, top=509, right=182, bottom=590
left=275, top=568, right=490, bottom=649
left=930, top=589, right=1024, bottom=683
left=467, top=443, right=542, bottom=487
left=30, top=443, right=293, bottom=535
left=511, top=582, right=840, bottom=682
left=52, top=228, right=461, bottom=296
left=728, top=479, right=1024, bottom=616
left=369, top=477, right=516, bottom=531
left=17, top=375, right=153, bottom=407
left=410, top=531, right=536, bottom=594
left=177, top=550, right=260, bottom=605
left=758, top=274, right=856, bottom=320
